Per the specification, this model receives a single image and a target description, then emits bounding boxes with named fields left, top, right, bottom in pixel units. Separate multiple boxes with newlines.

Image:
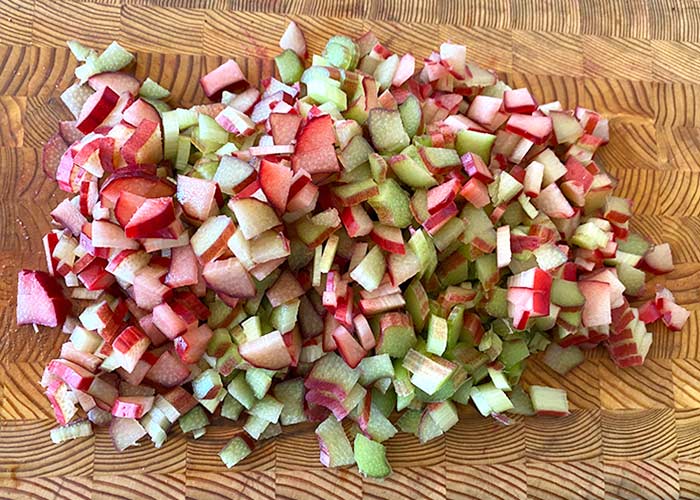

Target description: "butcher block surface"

left=2, top=0, right=700, bottom=498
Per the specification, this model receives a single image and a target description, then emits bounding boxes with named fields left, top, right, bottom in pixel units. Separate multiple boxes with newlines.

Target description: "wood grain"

left=1, top=0, right=700, bottom=498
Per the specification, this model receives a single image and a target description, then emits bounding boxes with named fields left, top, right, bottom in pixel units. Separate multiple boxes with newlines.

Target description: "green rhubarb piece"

left=471, top=364, right=489, bottom=384
left=414, top=364, right=467, bottom=403
left=332, top=178, right=378, bottom=205
left=221, top=394, right=245, bottom=421
left=481, top=80, right=511, bottom=98
left=349, top=244, right=386, bottom=292
left=307, top=77, right=348, bottom=111
left=508, top=362, right=526, bottom=387
left=408, top=229, right=438, bottom=279
left=140, top=77, right=171, bottom=100
left=499, top=339, right=530, bottom=368
left=214, top=155, right=253, bottom=195
left=451, top=378, right=474, bottom=405
left=179, top=406, right=209, bottom=434
left=301, top=65, right=340, bottom=84
left=323, top=35, right=359, bottom=70
left=417, top=410, right=443, bottom=443
left=192, top=369, right=222, bottom=401
left=502, top=202, right=525, bottom=227
left=289, top=238, right=316, bottom=272
left=216, top=344, right=244, bottom=377
left=176, top=107, right=198, bottom=129
left=405, top=278, right=430, bottom=332
left=296, top=210, right=342, bottom=248
left=399, top=94, right=422, bottom=138
left=275, top=48, right=304, bottom=84
left=358, top=354, right=395, bottom=386
left=207, top=328, right=233, bottom=357
left=371, top=386, right=396, bottom=417
left=363, top=402, right=397, bottom=442
left=485, top=287, right=509, bottom=319
left=559, top=311, right=582, bottom=331
left=227, top=372, right=256, bottom=410
left=334, top=384, right=368, bottom=419
left=475, top=253, right=498, bottom=287
left=144, top=98, right=170, bottom=113
left=446, top=305, right=465, bottom=350
left=495, top=171, right=523, bottom=205
left=244, top=414, right=270, bottom=440
left=427, top=400, right=459, bottom=432
left=152, top=396, right=179, bottom=424
left=339, top=162, right=372, bottom=182
left=413, top=134, right=432, bottom=147
left=377, top=315, right=416, bottom=358
left=66, top=40, right=92, bottom=62
left=437, top=247, right=470, bottom=287
left=246, top=368, right=274, bottom=399
left=488, top=366, right=511, bottom=391
left=374, top=54, right=399, bottom=91
left=616, top=232, right=651, bottom=256
left=374, top=376, right=393, bottom=394
left=74, top=55, right=99, bottom=83
left=508, top=385, right=535, bottom=416
left=426, top=314, right=448, bottom=356
left=259, top=422, right=282, bottom=440
left=529, top=385, right=570, bottom=415
left=471, top=382, right=513, bottom=416
left=315, top=416, right=355, bottom=467
left=368, top=109, right=410, bottom=154
left=70, top=326, right=101, bottom=352
left=433, top=217, right=466, bottom=252
left=419, top=146, right=461, bottom=173
left=455, top=129, right=496, bottom=162
left=308, top=353, right=360, bottom=399
left=194, top=155, right=218, bottom=179
left=397, top=408, right=421, bottom=434
left=249, top=395, right=284, bottom=424
left=617, top=263, right=646, bottom=296
left=270, top=300, right=300, bottom=335
left=339, top=135, right=373, bottom=171
left=461, top=205, right=496, bottom=249
left=220, top=436, right=252, bottom=468
left=479, top=329, right=504, bottom=362
left=198, top=387, right=227, bottom=413
left=389, top=148, right=437, bottom=188
left=50, top=420, right=93, bottom=444
left=141, top=411, right=168, bottom=448
left=368, top=178, right=413, bottom=228
left=175, top=135, right=192, bottom=171
left=319, top=234, right=340, bottom=273
left=551, top=278, right=585, bottom=307
left=572, top=222, right=609, bottom=250
left=242, top=316, right=262, bottom=342
left=96, top=41, right=134, bottom=72
left=60, top=83, right=95, bottom=117
left=393, top=362, right=415, bottom=411
left=354, top=434, right=392, bottom=479
left=335, top=119, right=362, bottom=148
left=193, top=115, right=228, bottom=153
left=273, top=378, right=307, bottom=426
left=402, top=349, right=456, bottom=395
left=529, top=331, right=552, bottom=352
left=543, top=343, right=585, bottom=375
left=161, top=111, right=179, bottom=160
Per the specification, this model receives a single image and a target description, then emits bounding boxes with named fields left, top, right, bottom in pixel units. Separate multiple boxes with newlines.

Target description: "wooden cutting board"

left=1, top=0, right=699, bottom=498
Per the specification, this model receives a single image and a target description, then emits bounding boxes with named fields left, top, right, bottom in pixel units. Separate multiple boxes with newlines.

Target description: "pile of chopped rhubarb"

left=18, top=23, right=689, bottom=477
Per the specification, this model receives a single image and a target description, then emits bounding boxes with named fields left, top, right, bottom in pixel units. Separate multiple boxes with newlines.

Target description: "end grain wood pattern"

left=1, top=0, right=699, bottom=498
